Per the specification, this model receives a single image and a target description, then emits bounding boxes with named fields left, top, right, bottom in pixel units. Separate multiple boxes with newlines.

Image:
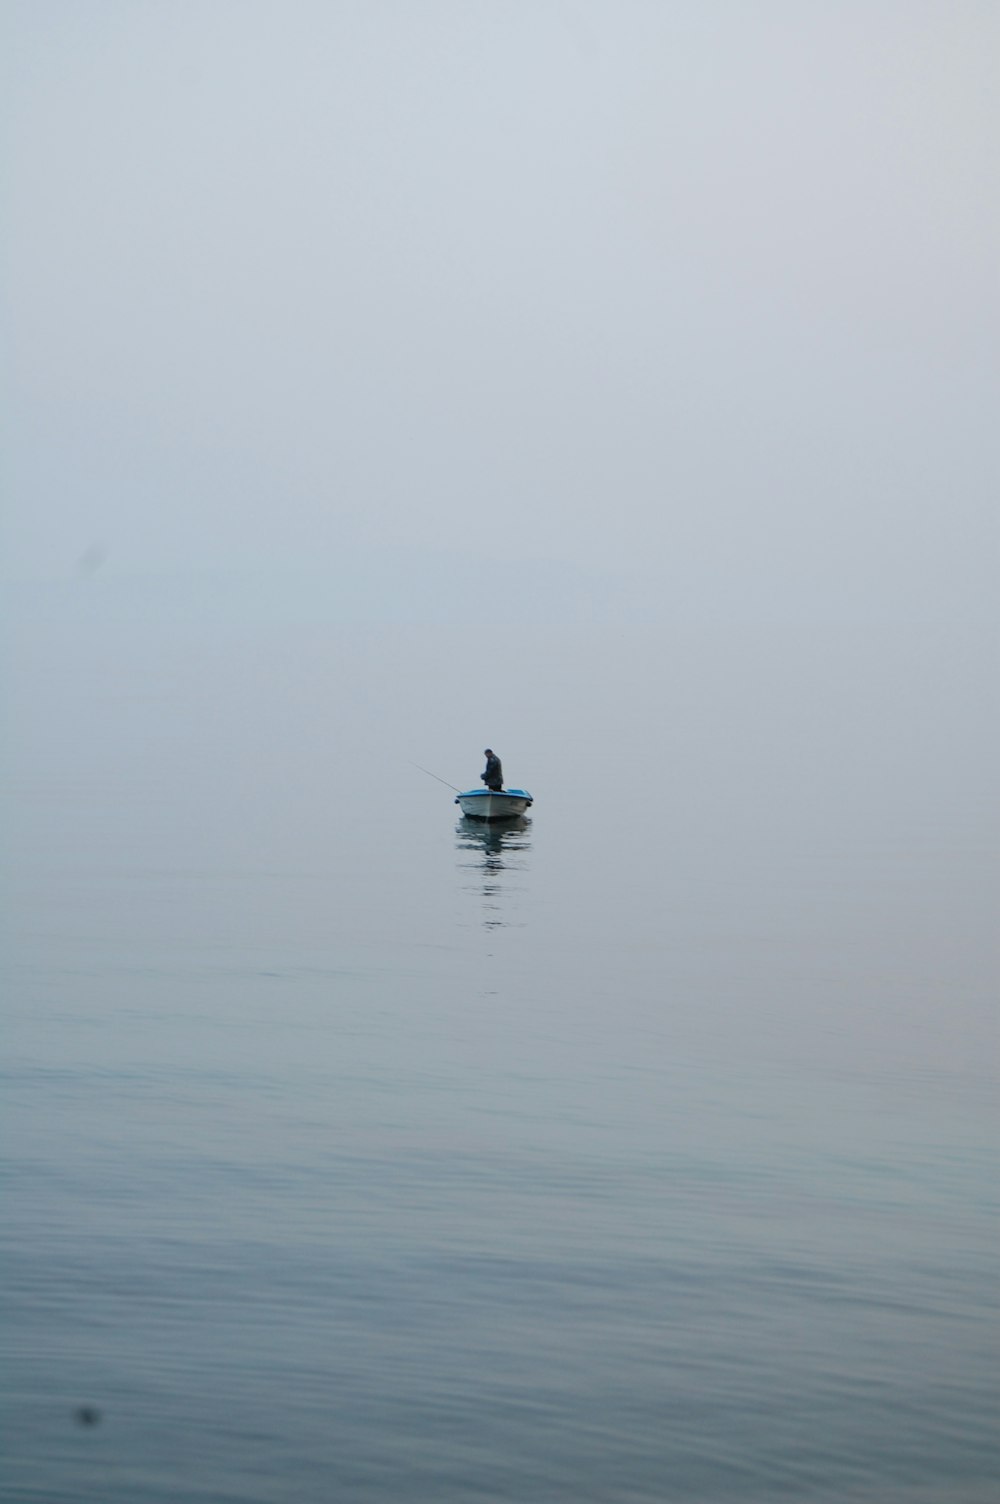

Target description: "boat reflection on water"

left=455, top=814, right=532, bottom=930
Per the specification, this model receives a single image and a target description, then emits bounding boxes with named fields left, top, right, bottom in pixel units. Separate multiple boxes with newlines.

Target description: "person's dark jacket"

left=482, top=754, right=503, bottom=790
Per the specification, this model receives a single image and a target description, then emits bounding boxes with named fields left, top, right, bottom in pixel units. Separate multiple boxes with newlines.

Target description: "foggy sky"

left=3, top=0, right=997, bottom=625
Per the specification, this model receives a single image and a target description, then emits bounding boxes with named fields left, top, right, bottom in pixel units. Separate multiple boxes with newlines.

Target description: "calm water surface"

left=3, top=609, right=997, bottom=1501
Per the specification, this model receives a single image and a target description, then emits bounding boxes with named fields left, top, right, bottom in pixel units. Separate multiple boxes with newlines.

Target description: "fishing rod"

left=409, top=761, right=462, bottom=793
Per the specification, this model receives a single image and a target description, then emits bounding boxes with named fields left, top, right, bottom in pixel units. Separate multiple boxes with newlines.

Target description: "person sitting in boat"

left=481, top=749, right=503, bottom=791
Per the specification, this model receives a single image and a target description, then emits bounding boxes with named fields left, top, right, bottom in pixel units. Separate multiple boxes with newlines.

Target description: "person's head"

left=484, top=748, right=493, bottom=757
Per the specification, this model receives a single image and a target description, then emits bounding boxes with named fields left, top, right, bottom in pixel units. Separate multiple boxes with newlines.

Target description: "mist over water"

left=3, top=3, right=997, bottom=1492
left=3, top=596, right=996, bottom=1502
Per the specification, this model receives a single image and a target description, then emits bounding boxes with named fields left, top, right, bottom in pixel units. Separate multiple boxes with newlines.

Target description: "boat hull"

left=455, top=788, right=533, bottom=821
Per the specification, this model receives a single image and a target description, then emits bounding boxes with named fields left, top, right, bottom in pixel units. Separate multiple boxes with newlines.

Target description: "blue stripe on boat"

left=456, top=789, right=531, bottom=799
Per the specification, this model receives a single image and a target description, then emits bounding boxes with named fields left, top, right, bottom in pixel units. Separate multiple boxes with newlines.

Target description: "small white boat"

left=455, top=787, right=533, bottom=821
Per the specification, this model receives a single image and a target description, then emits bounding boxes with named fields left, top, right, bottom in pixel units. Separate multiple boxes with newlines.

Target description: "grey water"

left=3, top=599, right=997, bottom=1503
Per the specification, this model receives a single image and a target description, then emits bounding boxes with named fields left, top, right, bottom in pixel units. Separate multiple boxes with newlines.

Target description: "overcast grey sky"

left=3, top=0, right=997, bottom=624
